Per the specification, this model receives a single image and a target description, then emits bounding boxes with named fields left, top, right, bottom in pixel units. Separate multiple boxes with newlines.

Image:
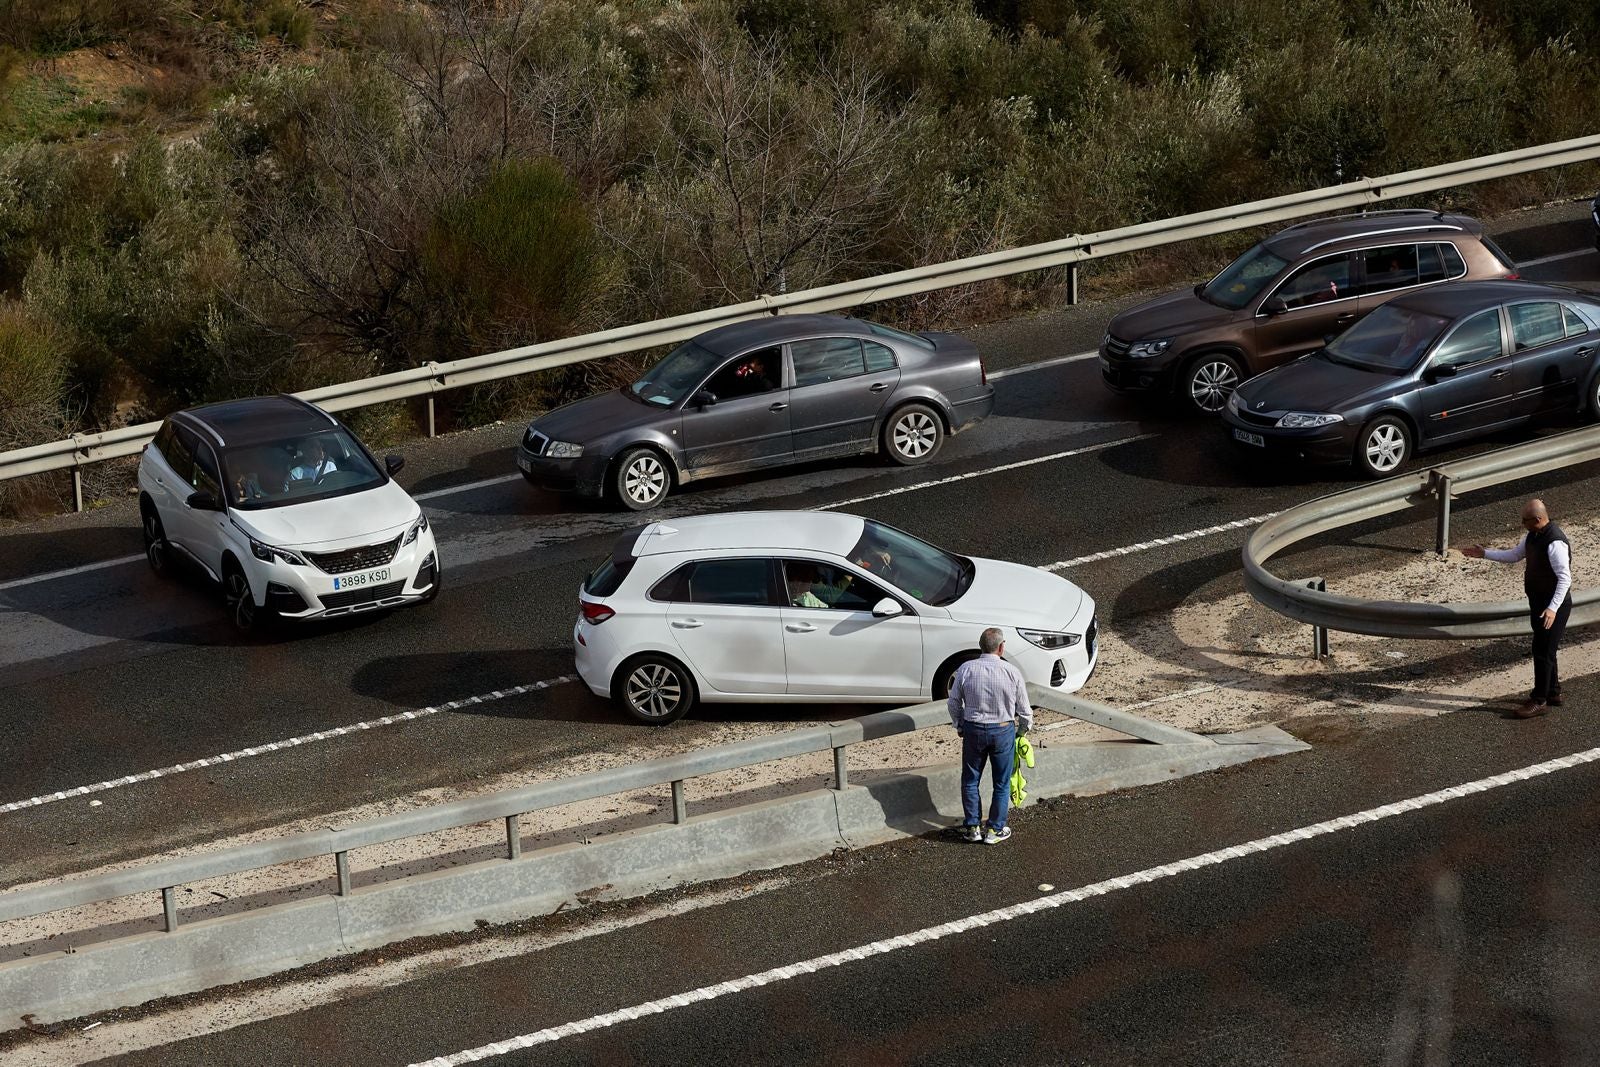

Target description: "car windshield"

left=848, top=519, right=973, bottom=607
left=1322, top=305, right=1453, bottom=373
left=1201, top=243, right=1290, bottom=310
left=629, top=341, right=722, bottom=407
left=223, top=428, right=385, bottom=510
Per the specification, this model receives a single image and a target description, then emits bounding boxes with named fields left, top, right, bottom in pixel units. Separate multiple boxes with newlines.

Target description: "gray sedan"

left=516, top=314, right=994, bottom=509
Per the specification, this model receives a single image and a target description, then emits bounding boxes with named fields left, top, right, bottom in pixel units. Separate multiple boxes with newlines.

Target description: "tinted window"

left=1202, top=243, right=1289, bottom=310
left=1439, top=243, right=1466, bottom=278
left=1509, top=303, right=1566, bottom=350
left=152, top=420, right=193, bottom=482
left=684, top=558, right=776, bottom=606
left=865, top=322, right=933, bottom=350
left=1565, top=305, right=1591, bottom=338
left=792, top=338, right=865, bottom=387
left=1359, top=245, right=1420, bottom=293
left=1323, top=304, right=1452, bottom=372
left=1431, top=310, right=1504, bottom=369
left=1276, top=254, right=1351, bottom=309
left=649, top=563, right=693, bottom=602
left=863, top=341, right=897, bottom=373
left=630, top=341, right=721, bottom=407
left=704, top=347, right=781, bottom=400
left=173, top=426, right=207, bottom=485
left=192, top=441, right=223, bottom=499
left=848, top=520, right=972, bottom=606
left=222, top=427, right=385, bottom=510
left=1416, top=244, right=1445, bottom=284
left=782, top=559, right=886, bottom=612
left=585, top=557, right=634, bottom=597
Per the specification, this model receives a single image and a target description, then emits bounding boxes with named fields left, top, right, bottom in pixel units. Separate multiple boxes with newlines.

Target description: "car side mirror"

left=693, top=389, right=717, bottom=409
left=1428, top=362, right=1459, bottom=380
left=871, top=597, right=903, bottom=618
left=186, top=490, right=221, bottom=511
left=1262, top=296, right=1288, bottom=317
left=385, top=454, right=405, bottom=475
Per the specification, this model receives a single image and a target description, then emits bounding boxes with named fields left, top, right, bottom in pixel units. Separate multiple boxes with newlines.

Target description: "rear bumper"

left=951, top=387, right=995, bottom=431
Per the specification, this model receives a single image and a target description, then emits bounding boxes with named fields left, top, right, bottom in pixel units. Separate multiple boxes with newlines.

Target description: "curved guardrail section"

left=1243, top=424, right=1600, bottom=639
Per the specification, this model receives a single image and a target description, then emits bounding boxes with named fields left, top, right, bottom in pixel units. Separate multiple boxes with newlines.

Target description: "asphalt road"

left=0, top=203, right=1595, bottom=899
left=80, top=660, right=1600, bottom=1066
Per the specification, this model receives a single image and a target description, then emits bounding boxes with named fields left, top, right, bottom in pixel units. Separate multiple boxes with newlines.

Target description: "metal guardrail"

left=1243, top=425, right=1600, bottom=640
left=6, top=134, right=1600, bottom=509
left=0, top=685, right=1198, bottom=933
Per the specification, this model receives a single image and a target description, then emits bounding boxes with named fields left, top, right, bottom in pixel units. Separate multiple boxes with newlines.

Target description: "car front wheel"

left=1183, top=353, right=1244, bottom=416
left=616, top=654, right=696, bottom=724
left=223, top=565, right=263, bottom=633
left=613, top=448, right=670, bottom=511
left=885, top=403, right=944, bottom=465
left=1355, top=415, right=1411, bottom=478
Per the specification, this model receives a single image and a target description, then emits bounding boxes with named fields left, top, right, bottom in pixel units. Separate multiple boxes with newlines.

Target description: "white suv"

left=137, top=395, right=440, bottom=631
left=575, top=511, right=1098, bottom=723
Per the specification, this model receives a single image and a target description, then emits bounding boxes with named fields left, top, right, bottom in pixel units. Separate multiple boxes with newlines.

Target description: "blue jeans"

left=960, top=722, right=1017, bottom=831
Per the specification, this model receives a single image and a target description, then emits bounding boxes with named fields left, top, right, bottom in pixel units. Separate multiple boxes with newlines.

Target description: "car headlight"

left=1226, top=391, right=1242, bottom=415
left=1275, top=412, right=1344, bottom=429
left=403, top=512, right=429, bottom=546
left=1016, top=627, right=1082, bottom=650
left=1127, top=338, right=1173, bottom=359
left=249, top=537, right=307, bottom=566
left=546, top=441, right=584, bottom=459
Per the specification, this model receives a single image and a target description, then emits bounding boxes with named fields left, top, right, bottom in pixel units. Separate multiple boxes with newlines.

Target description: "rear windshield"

left=865, top=322, right=933, bottom=350
left=1201, top=244, right=1289, bottom=310
left=584, top=557, right=633, bottom=597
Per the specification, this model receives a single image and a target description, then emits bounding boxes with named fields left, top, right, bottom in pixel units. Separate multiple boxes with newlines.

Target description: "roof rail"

left=1297, top=222, right=1464, bottom=255
left=1280, top=208, right=1444, bottom=231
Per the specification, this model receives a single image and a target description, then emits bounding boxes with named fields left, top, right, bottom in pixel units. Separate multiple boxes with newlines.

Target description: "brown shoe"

left=1514, top=700, right=1549, bottom=719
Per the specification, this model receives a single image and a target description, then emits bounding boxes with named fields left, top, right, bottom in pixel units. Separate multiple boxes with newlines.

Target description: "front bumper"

left=516, top=439, right=609, bottom=497
left=1006, top=607, right=1099, bottom=695
left=1221, top=411, right=1354, bottom=465
left=252, top=527, right=440, bottom=620
left=1099, top=347, right=1179, bottom=396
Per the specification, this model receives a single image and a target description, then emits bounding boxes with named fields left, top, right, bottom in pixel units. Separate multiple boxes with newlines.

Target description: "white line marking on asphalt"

left=813, top=433, right=1158, bottom=511
left=413, top=473, right=523, bottom=502
left=1040, top=512, right=1279, bottom=571
left=0, top=554, right=145, bottom=592
left=410, top=744, right=1600, bottom=1064
left=0, top=676, right=578, bottom=815
left=1517, top=247, right=1596, bottom=269
left=987, top=349, right=1098, bottom=379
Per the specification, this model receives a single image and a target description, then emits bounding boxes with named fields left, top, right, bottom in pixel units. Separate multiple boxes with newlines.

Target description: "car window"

left=223, top=427, right=385, bottom=510
left=865, top=322, right=932, bottom=350
left=782, top=559, right=886, bottom=612
left=1323, top=304, right=1452, bottom=372
left=848, top=520, right=972, bottom=606
left=704, top=347, right=782, bottom=400
left=1275, top=254, right=1351, bottom=310
left=1565, top=305, right=1591, bottom=338
left=1430, top=309, right=1504, bottom=370
left=791, top=338, right=865, bottom=387
left=863, top=340, right=897, bottom=373
left=152, top=420, right=194, bottom=482
left=1202, top=243, right=1289, bottom=310
left=191, top=441, right=224, bottom=499
left=1439, top=243, right=1467, bottom=279
left=681, top=558, right=777, bottom=606
left=1509, top=303, right=1566, bottom=351
left=630, top=341, right=721, bottom=407
left=1358, top=245, right=1420, bottom=294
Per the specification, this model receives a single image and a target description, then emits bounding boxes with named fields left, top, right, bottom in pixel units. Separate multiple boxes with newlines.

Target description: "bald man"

left=1462, top=499, right=1573, bottom=719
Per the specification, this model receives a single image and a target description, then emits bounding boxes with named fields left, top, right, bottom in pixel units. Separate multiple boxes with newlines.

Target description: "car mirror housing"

left=186, top=490, right=221, bottom=511
left=693, top=389, right=717, bottom=409
left=1262, top=296, right=1288, bottom=317
left=1428, top=362, right=1459, bottom=380
left=871, top=597, right=903, bottom=618
left=385, top=454, right=406, bottom=475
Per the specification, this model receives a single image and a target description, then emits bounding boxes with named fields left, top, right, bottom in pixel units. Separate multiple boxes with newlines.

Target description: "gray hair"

left=979, top=627, right=1004, bottom=654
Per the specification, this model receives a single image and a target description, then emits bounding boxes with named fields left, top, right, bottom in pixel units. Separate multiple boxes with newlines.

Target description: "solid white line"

left=410, top=744, right=1600, bottom=1065
left=812, top=433, right=1157, bottom=511
left=1039, top=512, right=1279, bottom=571
left=0, top=554, right=144, bottom=592
left=414, top=473, right=522, bottom=502
left=0, top=676, right=578, bottom=815
left=987, top=349, right=1098, bottom=380
left=1517, top=247, right=1596, bottom=269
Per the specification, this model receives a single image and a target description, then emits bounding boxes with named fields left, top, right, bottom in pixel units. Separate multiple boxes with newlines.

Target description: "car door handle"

left=1491, top=369, right=1509, bottom=379
left=1335, top=312, right=1356, bottom=322
left=1578, top=346, right=1594, bottom=358
left=869, top=382, right=889, bottom=392
left=769, top=402, right=788, bottom=412
left=785, top=622, right=816, bottom=633
left=670, top=619, right=702, bottom=629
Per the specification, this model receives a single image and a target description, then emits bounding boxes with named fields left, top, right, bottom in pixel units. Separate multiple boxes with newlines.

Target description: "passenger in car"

left=786, top=562, right=853, bottom=609
left=289, top=438, right=339, bottom=482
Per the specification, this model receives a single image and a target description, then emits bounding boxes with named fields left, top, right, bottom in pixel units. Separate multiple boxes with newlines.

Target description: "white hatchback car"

left=575, top=511, right=1098, bottom=723
left=136, top=395, right=440, bottom=631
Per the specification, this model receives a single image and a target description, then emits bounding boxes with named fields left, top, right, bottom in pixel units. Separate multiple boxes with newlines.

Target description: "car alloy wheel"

left=224, top=569, right=258, bottom=632
left=886, top=404, right=943, bottom=465
left=615, top=448, right=668, bottom=511
left=1359, top=417, right=1410, bottom=477
left=1187, top=356, right=1241, bottom=415
left=624, top=661, right=686, bottom=722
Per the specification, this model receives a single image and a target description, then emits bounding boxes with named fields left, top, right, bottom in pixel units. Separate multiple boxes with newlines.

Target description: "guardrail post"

left=505, top=815, right=522, bottom=859
left=1067, top=262, right=1080, bottom=305
left=1431, top=470, right=1453, bottom=555
left=426, top=396, right=436, bottom=439
left=832, top=746, right=848, bottom=790
left=71, top=468, right=83, bottom=513
left=335, top=851, right=351, bottom=896
left=671, top=780, right=687, bottom=824
left=162, top=886, right=178, bottom=932
left=1305, top=577, right=1330, bottom=659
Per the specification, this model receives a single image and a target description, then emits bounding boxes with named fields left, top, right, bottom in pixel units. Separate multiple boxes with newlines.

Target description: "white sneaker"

left=983, top=825, right=1012, bottom=845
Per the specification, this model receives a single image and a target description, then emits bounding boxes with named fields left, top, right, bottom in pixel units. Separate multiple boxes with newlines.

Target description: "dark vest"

left=1525, top=522, right=1571, bottom=608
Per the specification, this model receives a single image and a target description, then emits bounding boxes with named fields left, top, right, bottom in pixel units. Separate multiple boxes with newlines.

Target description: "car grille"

left=1234, top=408, right=1279, bottom=427
left=522, top=429, right=549, bottom=456
left=320, top=580, right=405, bottom=610
left=1102, top=334, right=1132, bottom=359
left=306, top=535, right=402, bottom=575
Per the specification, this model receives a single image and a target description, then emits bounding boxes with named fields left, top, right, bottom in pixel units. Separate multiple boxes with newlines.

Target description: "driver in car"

left=787, top=562, right=853, bottom=609
left=289, top=438, right=339, bottom=483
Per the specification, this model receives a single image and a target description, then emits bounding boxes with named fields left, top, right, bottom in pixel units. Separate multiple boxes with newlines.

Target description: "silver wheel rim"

left=1365, top=424, right=1406, bottom=472
left=625, top=663, right=682, bottom=719
left=623, top=455, right=666, bottom=505
left=226, top=572, right=255, bottom=629
left=893, top=412, right=937, bottom=458
left=1190, top=361, right=1240, bottom=413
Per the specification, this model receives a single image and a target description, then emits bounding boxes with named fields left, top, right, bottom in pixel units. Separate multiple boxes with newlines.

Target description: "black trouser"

left=1530, top=595, right=1572, bottom=702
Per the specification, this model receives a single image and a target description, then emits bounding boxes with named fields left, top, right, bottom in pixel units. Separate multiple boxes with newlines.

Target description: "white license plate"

left=1232, top=428, right=1265, bottom=448
left=517, top=454, right=533, bottom=473
left=333, top=568, right=390, bottom=591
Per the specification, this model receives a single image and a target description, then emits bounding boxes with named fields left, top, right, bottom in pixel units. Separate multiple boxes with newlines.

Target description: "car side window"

left=679, top=558, right=778, bottom=606
left=1564, top=305, right=1591, bottom=338
left=1439, top=243, right=1466, bottom=279
left=704, top=346, right=781, bottom=401
left=782, top=559, right=886, bottom=612
left=191, top=441, right=223, bottom=499
left=1430, top=310, right=1504, bottom=370
left=1359, top=245, right=1420, bottom=294
left=154, top=421, right=195, bottom=482
left=863, top=341, right=897, bottom=373
left=1416, top=244, right=1447, bottom=284
left=1276, top=254, right=1351, bottom=309
left=792, top=338, right=866, bottom=387
left=1508, top=303, right=1566, bottom=351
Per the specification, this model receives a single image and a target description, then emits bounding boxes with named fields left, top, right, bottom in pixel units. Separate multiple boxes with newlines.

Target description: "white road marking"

left=1040, top=512, right=1279, bottom=571
left=1517, top=247, right=1596, bottom=269
left=410, top=744, right=1600, bottom=1064
left=987, top=349, right=1098, bottom=379
left=414, top=473, right=522, bottom=502
left=0, top=554, right=144, bottom=592
left=0, top=676, right=577, bottom=815
left=812, top=433, right=1158, bottom=511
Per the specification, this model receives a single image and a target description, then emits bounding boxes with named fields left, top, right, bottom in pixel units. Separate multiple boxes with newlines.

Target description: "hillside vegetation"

left=1, top=0, right=1597, bottom=511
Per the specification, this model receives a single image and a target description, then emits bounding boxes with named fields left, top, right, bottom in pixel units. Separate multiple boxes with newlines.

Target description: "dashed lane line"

left=1040, top=512, right=1280, bottom=571
left=1517, top=246, right=1596, bottom=269
left=986, top=349, right=1098, bottom=379
left=409, top=744, right=1600, bottom=1064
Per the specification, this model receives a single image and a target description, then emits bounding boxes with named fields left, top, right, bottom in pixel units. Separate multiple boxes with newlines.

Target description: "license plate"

left=517, top=454, right=532, bottom=473
left=1232, top=428, right=1265, bottom=448
left=333, top=568, right=389, bottom=591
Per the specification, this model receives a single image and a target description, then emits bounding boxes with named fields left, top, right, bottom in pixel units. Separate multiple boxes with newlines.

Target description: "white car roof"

left=629, top=511, right=867, bottom=558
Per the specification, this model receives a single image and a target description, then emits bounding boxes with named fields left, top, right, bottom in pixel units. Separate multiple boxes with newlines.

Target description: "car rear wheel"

left=613, top=447, right=670, bottom=511
left=885, top=403, right=944, bottom=465
left=1182, top=353, right=1244, bottom=416
left=616, top=654, right=696, bottom=724
left=142, top=504, right=174, bottom=579
left=1355, top=416, right=1411, bottom=478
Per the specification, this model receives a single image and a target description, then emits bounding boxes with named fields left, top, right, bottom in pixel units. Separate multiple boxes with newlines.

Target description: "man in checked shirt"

left=947, top=627, right=1033, bottom=844
left=1462, top=498, right=1574, bottom=719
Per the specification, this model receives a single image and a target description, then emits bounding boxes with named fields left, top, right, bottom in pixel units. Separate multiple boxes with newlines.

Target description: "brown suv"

left=1099, top=210, right=1519, bottom=414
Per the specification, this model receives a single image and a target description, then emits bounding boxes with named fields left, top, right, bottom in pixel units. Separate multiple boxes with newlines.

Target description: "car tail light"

left=1505, top=272, right=1520, bottom=280
left=580, top=599, right=614, bottom=624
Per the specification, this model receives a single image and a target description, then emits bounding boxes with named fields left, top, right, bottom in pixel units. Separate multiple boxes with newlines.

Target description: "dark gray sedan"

left=517, top=314, right=994, bottom=509
left=1222, top=280, right=1600, bottom=478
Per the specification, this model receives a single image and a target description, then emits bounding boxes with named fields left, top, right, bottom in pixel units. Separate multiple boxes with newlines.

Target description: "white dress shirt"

left=1484, top=535, right=1572, bottom=614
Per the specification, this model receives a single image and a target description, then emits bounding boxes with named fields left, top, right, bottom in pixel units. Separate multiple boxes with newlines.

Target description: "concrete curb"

left=0, top=727, right=1306, bottom=1025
